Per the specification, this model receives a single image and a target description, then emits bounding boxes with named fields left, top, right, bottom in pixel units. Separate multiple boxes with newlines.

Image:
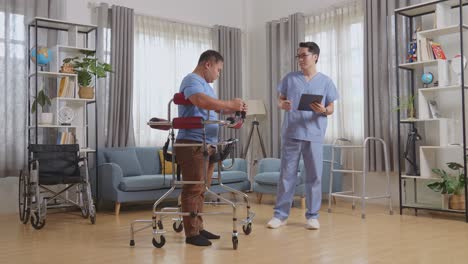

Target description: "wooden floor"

left=2, top=195, right=468, bottom=264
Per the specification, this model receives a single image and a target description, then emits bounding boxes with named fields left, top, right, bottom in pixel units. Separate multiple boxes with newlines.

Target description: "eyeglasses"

left=295, top=53, right=312, bottom=59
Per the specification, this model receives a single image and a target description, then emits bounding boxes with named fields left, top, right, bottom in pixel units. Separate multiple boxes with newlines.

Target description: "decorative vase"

left=39, top=112, right=53, bottom=125
left=449, top=194, right=465, bottom=210
left=441, top=194, right=450, bottom=209
left=78, top=86, right=94, bottom=99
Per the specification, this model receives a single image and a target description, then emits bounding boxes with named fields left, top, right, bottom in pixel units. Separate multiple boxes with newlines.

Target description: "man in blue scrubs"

left=267, top=42, right=339, bottom=230
left=175, top=50, right=247, bottom=246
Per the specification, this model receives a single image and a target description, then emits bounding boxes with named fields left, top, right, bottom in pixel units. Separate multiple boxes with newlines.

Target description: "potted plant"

left=31, top=89, right=53, bottom=125
left=428, top=161, right=466, bottom=210
left=394, top=94, right=416, bottom=120
left=62, top=50, right=112, bottom=99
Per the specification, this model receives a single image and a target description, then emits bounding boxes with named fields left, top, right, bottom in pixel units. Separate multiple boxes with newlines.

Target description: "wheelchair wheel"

left=31, top=212, right=46, bottom=230
left=89, top=205, right=96, bottom=224
left=18, top=170, right=30, bottom=224
left=80, top=184, right=90, bottom=218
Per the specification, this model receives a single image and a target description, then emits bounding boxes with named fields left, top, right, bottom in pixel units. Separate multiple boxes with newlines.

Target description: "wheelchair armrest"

left=97, top=163, right=124, bottom=201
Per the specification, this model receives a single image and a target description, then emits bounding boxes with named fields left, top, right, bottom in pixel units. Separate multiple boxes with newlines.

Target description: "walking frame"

left=129, top=93, right=255, bottom=250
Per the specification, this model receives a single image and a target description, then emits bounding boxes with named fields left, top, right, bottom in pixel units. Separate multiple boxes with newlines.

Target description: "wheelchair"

left=129, top=93, right=254, bottom=250
left=18, top=144, right=96, bottom=229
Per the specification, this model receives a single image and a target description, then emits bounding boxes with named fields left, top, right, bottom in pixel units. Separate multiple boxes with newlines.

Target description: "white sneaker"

left=266, top=217, right=287, bottom=229
left=305, top=218, right=320, bottom=230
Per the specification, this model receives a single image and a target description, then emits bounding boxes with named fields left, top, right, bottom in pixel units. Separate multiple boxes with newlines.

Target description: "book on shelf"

left=58, top=77, right=69, bottom=97
left=57, top=131, right=76, bottom=144
left=58, top=77, right=76, bottom=98
left=417, top=37, right=447, bottom=61
left=430, top=41, right=447, bottom=60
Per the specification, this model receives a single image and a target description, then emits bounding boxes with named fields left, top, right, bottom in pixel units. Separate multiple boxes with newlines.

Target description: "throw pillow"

left=158, top=150, right=176, bottom=174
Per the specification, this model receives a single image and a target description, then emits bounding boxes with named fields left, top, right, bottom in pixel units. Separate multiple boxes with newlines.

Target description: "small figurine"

left=407, top=27, right=420, bottom=63
left=60, top=62, right=75, bottom=73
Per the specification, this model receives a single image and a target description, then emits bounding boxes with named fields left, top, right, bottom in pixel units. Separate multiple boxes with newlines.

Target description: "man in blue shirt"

left=267, top=42, right=339, bottom=230
left=174, top=50, right=246, bottom=246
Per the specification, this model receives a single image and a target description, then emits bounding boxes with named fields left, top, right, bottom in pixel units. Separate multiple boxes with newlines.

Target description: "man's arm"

left=189, top=92, right=244, bottom=112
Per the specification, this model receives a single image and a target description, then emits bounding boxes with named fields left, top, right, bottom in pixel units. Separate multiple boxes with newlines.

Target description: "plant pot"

left=78, top=86, right=94, bottom=99
left=441, top=194, right=450, bottom=209
left=39, top=112, right=53, bottom=125
left=449, top=194, right=465, bottom=210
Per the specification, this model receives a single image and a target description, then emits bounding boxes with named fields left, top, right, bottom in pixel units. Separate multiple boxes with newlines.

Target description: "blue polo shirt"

left=176, top=73, right=218, bottom=144
left=277, top=71, right=339, bottom=143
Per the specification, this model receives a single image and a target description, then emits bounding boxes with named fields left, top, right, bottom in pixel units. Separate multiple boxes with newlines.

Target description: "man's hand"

left=310, top=102, right=326, bottom=114
left=227, top=98, right=246, bottom=111
left=280, top=100, right=292, bottom=111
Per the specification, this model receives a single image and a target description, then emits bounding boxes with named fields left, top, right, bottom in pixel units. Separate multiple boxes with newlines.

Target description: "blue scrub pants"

left=273, top=137, right=323, bottom=220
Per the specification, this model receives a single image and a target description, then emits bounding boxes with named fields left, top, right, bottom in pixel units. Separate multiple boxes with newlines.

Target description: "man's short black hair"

left=299, top=42, right=320, bottom=63
left=198, top=50, right=224, bottom=65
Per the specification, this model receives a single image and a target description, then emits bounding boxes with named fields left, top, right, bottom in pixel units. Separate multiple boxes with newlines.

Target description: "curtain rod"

left=88, top=1, right=213, bottom=30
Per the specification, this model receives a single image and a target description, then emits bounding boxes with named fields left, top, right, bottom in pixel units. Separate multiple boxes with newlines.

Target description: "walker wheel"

left=232, top=236, right=238, bottom=250
left=157, top=220, right=163, bottom=230
left=31, top=212, right=46, bottom=230
left=152, top=236, right=166, bottom=248
left=173, top=221, right=183, bottom=232
left=129, top=240, right=135, bottom=246
left=242, top=223, right=252, bottom=235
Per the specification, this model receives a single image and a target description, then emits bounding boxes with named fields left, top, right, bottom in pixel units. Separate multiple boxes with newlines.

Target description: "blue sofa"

left=96, top=147, right=250, bottom=214
left=253, top=144, right=343, bottom=207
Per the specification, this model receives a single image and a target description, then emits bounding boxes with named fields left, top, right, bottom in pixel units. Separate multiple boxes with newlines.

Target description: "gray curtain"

left=213, top=25, right=243, bottom=157
left=364, top=0, right=422, bottom=171
left=266, top=13, right=305, bottom=158
left=94, top=3, right=110, bottom=149
left=107, top=5, right=135, bottom=147
left=0, top=0, right=63, bottom=177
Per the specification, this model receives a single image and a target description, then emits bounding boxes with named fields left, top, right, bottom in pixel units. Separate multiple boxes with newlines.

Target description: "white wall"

left=64, top=0, right=246, bottom=29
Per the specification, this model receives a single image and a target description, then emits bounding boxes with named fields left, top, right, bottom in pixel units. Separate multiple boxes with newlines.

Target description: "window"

left=133, top=15, right=212, bottom=147
left=305, top=2, right=364, bottom=143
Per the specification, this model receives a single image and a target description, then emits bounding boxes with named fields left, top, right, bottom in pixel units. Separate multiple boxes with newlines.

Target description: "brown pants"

left=175, top=139, right=215, bottom=237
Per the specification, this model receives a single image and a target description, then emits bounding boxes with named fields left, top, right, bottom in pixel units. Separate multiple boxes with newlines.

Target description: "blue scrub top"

left=277, top=71, right=339, bottom=143
left=176, top=73, right=219, bottom=144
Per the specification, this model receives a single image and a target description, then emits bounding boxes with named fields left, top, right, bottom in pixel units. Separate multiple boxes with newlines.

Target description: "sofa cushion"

left=105, top=149, right=143, bottom=177
left=119, top=174, right=171, bottom=191
left=254, top=172, right=301, bottom=186
left=135, top=147, right=161, bottom=175
left=211, top=171, right=248, bottom=185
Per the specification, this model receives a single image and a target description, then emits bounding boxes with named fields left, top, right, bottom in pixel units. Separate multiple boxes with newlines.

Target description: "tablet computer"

left=297, top=94, right=324, bottom=111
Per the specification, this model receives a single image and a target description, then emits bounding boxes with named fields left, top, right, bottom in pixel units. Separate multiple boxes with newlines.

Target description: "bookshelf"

left=395, top=0, right=468, bottom=221
left=27, top=17, right=98, bottom=198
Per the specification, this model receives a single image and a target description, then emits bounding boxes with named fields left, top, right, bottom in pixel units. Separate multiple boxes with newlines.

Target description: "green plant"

left=428, top=161, right=466, bottom=195
left=394, top=94, right=416, bottom=119
left=63, top=50, right=112, bottom=87
left=31, top=89, right=51, bottom=113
